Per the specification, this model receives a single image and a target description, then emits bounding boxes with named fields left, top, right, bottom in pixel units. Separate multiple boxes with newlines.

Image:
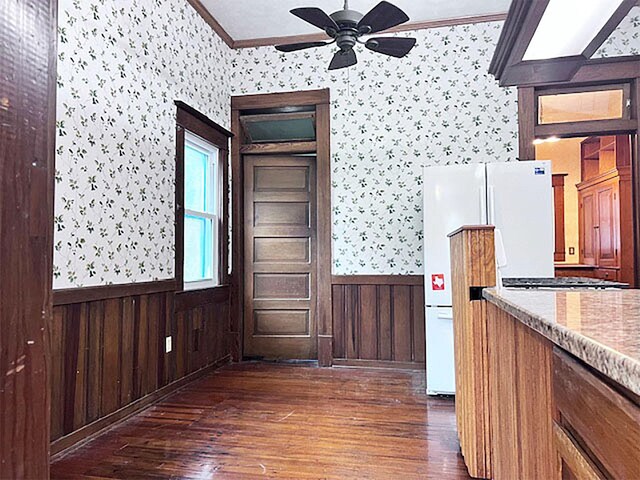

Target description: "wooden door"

left=243, top=156, right=317, bottom=359
left=596, top=182, right=618, bottom=267
left=580, top=191, right=597, bottom=265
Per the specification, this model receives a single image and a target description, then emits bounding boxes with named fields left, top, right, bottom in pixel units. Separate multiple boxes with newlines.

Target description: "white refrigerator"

left=423, top=161, right=554, bottom=395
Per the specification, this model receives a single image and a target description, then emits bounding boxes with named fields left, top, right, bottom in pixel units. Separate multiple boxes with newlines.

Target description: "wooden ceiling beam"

left=490, top=0, right=638, bottom=87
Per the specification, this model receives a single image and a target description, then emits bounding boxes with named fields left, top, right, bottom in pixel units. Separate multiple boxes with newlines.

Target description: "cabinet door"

left=596, top=183, right=618, bottom=267
left=579, top=192, right=597, bottom=265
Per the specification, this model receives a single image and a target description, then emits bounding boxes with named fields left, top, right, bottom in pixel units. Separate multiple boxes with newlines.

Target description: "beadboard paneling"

left=332, top=276, right=425, bottom=369
left=50, top=285, right=230, bottom=453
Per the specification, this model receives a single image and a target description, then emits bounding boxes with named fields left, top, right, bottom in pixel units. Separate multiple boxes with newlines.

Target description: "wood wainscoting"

left=331, top=275, right=425, bottom=369
left=50, top=283, right=231, bottom=455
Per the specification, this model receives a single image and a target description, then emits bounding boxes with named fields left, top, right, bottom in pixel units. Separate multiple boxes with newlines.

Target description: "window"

left=536, top=85, right=630, bottom=125
left=183, top=132, right=220, bottom=289
left=176, top=101, right=230, bottom=292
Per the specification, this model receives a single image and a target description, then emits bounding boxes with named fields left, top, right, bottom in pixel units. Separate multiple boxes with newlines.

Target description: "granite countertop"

left=483, top=288, right=640, bottom=396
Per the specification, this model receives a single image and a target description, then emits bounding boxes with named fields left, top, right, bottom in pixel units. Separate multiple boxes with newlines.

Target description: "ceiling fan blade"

left=357, top=1, right=409, bottom=34
left=365, top=37, right=416, bottom=58
left=291, top=7, right=339, bottom=33
left=276, top=41, right=331, bottom=52
left=328, top=49, right=357, bottom=70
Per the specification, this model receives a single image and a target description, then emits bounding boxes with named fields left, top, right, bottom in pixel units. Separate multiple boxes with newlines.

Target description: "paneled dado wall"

left=49, top=285, right=231, bottom=452
left=332, top=276, right=425, bottom=369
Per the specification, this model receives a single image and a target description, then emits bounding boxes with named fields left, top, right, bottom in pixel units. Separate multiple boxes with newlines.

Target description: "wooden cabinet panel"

left=580, top=191, right=597, bottom=266
left=593, top=268, right=619, bottom=281
left=554, top=423, right=605, bottom=480
left=487, top=303, right=557, bottom=480
left=553, top=349, right=640, bottom=479
left=595, top=183, right=618, bottom=267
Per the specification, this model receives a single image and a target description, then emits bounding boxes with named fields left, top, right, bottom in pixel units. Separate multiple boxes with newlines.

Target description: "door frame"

left=516, top=59, right=640, bottom=285
left=230, top=89, right=332, bottom=365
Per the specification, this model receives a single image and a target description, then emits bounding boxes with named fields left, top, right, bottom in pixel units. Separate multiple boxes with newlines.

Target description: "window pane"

left=184, top=215, right=213, bottom=282
left=185, top=145, right=209, bottom=212
left=538, top=89, right=624, bottom=125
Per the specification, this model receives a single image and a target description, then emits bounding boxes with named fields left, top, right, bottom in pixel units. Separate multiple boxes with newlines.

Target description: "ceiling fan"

left=275, top=1, right=417, bottom=70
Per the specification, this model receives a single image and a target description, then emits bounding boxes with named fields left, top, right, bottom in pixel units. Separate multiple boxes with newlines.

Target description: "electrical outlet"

left=165, top=336, right=172, bottom=353
left=569, top=247, right=575, bottom=255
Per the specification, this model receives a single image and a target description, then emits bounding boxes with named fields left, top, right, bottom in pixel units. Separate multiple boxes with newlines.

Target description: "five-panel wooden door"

left=243, top=156, right=317, bottom=359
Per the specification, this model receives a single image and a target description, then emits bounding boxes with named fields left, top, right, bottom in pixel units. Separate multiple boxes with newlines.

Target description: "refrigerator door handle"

left=479, top=186, right=487, bottom=224
left=437, top=312, right=453, bottom=320
left=488, top=186, right=496, bottom=225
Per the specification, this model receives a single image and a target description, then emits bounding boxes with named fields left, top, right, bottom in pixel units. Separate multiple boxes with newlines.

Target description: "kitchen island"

left=449, top=226, right=640, bottom=480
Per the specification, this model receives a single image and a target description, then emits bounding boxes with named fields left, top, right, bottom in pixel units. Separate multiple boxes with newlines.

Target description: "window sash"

left=183, top=131, right=221, bottom=290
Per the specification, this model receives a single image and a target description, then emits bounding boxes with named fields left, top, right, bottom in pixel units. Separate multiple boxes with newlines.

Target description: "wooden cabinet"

left=578, top=135, right=633, bottom=286
left=553, top=349, right=640, bottom=479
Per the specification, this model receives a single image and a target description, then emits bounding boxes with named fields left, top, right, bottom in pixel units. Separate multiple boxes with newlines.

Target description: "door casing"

left=230, top=89, right=332, bottom=365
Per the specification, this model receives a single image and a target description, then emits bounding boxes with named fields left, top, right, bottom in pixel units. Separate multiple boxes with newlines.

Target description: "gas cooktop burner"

left=502, top=277, right=628, bottom=289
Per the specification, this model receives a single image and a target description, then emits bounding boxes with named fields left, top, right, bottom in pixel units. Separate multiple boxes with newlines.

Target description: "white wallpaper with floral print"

left=594, top=6, right=640, bottom=58
left=55, top=2, right=640, bottom=286
left=54, top=0, right=233, bottom=288
left=231, top=22, right=518, bottom=274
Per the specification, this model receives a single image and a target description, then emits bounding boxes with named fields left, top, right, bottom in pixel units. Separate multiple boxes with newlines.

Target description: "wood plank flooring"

left=51, top=363, right=471, bottom=479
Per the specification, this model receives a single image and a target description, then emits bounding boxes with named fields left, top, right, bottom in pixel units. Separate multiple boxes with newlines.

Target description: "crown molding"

left=187, top=0, right=235, bottom=48
left=185, top=2, right=507, bottom=50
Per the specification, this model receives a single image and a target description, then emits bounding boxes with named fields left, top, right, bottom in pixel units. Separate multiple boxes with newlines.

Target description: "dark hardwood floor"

left=51, top=363, right=471, bottom=479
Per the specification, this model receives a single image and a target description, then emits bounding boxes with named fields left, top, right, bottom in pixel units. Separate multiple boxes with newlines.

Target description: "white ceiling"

left=200, top=0, right=512, bottom=41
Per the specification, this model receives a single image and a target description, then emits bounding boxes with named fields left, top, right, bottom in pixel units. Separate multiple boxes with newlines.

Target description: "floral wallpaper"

left=231, top=22, right=518, bottom=274
left=594, top=6, right=640, bottom=58
left=54, top=0, right=233, bottom=288
left=57, top=3, right=639, bottom=285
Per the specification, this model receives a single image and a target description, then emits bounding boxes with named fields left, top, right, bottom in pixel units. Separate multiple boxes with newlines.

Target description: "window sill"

left=175, top=284, right=230, bottom=312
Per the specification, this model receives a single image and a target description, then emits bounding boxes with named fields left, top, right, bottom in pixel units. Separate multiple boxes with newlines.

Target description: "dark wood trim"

left=316, top=100, right=332, bottom=367
left=176, top=123, right=186, bottom=290
left=175, top=103, right=232, bottom=291
left=175, top=285, right=230, bottom=312
left=518, top=87, right=536, bottom=160
left=332, top=359, right=424, bottom=371
left=535, top=119, right=637, bottom=138
left=184, top=0, right=234, bottom=48
left=176, top=102, right=233, bottom=146
left=229, top=108, right=243, bottom=362
left=570, top=57, right=640, bottom=84
left=331, top=275, right=424, bottom=285
left=501, top=56, right=585, bottom=88
left=633, top=79, right=640, bottom=287
left=231, top=89, right=331, bottom=365
left=232, top=89, right=330, bottom=110
left=50, top=355, right=231, bottom=456
left=490, top=0, right=637, bottom=87
left=232, top=13, right=508, bottom=49
left=53, top=279, right=178, bottom=305
left=240, top=141, right=317, bottom=155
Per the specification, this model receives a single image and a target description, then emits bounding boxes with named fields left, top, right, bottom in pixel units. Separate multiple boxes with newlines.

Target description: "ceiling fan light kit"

left=275, top=1, right=417, bottom=70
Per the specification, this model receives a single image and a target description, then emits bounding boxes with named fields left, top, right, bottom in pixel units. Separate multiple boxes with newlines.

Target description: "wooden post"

left=448, top=226, right=496, bottom=479
left=0, top=0, right=57, bottom=476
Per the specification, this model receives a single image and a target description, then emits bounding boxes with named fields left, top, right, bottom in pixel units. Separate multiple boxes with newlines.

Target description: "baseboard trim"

left=50, top=355, right=232, bottom=458
left=332, top=359, right=425, bottom=370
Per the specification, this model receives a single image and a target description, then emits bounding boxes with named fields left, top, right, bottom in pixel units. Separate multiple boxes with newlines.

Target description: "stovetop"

left=502, top=277, right=629, bottom=289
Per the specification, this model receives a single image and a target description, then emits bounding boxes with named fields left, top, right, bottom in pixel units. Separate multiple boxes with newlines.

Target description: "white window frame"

left=183, top=131, right=220, bottom=291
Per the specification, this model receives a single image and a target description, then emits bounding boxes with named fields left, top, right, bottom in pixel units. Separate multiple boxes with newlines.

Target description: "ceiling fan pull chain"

left=343, top=0, right=349, bottom=11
